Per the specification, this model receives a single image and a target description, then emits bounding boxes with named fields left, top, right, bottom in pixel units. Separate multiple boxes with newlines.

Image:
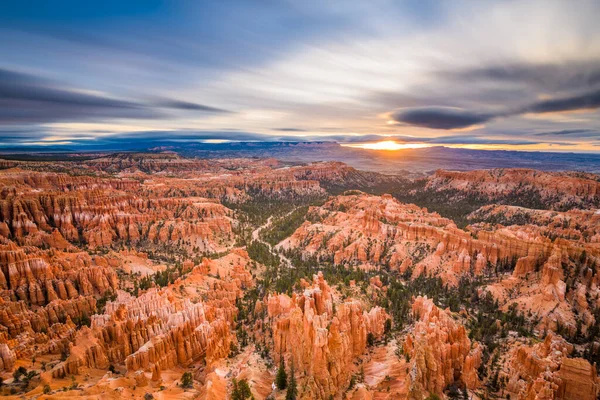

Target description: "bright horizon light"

left=342, top=141, right=431, bottom=151
left=202, top=139, right=231, bottom=144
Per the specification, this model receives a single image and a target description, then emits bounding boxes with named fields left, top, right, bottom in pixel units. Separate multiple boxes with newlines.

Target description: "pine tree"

left=276, top=358, right=288, bottom=390
left=180, top=371, right=193, bottom=389
left=238, top=379, right=252, bottom=399
left=367, top=332, right=375, bottom=347
left=286, top=365, right=298, bottom=400
left=232, top=378, right=253, bottom=400
left=232, top=378, right=241, bottom=400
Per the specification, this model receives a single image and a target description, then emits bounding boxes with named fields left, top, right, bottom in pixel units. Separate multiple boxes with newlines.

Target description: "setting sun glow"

left=343, top=141, right=431, bottom=151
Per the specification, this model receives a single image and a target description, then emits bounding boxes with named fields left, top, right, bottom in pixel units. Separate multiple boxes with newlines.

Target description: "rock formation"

left=267, top=272, right=388, bottom=399
left=404, top=296, right=481, bottom=399
left=426, top=168, right=600, bottom=210
left=504, top=332, right=600, bottom=400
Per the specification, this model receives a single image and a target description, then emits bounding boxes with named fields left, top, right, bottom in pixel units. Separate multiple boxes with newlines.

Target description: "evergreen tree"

left=232, top=378, right=241, bottom=400
left=276, top=358, right=288, bottom=390
left=286, top=365, right=298, bottom=400
left=462, top=387, right=469, bottom=399
left=238, top=379, right=252, bottom=399
left=384, top=319, right=392, bottom=335
left=367, top=332, right=375, bottom=347
left=232, top=378, right=253, bottom=400
left=180, top=371, right=193, bottom=389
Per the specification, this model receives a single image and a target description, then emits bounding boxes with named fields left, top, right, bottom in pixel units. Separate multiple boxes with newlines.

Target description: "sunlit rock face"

left=0, top=155, right=599, bottom=399
left=47, top=247, right=254, bottom=384
left=281, top=189, right=600, bottom=339
left=0, top=170, right=236, bottom=252
left=426, top=168, right=600, bottom=210
left=0, top=241, right=118, bottom=305
left=403, top=296, right=481, bottom=399
left=267, top=272, right=388, bottom=399
left=278, top=192, right=552, bottom=283
left=500, top=332, right=600, bottom=400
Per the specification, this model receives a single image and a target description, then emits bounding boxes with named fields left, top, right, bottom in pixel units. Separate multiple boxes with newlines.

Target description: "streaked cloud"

left=524, top=89, right=600, bottom=114
left=533, top=129, right=600, bottom=137
left=390, top=107, right=495, bottom=130
left=151, top=98, right=231, bottom=113
left=390, top=89, right=600, bottom=130
left=0, top=67, right=230, bottom=124
left=1, top=0, right=599, bottom=152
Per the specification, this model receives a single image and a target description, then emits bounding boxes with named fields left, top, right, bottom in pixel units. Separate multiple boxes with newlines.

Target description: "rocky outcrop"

left=52, top=326, right=109, bottom=378
left=504, top=333, right=600, bottom=400
left=0, top=241, right=118, bottom=306
left=403, top=296, right=481, bottom=399
left=0, top=343, right=16, bottom=371
left=0, top=184, right=235, bottom=251
left=427, top=169, right=600, bottom=210
left=278, top=193, right=554, bottom=285
left=57, top=249, right=256, bottom=379
left=469, top=204, right=600, bottom=244
left=88, top=283, right=238, bottom=373
left=268, top=272, right=388, bottom=399
left=280, top=192, right=600, bottom=339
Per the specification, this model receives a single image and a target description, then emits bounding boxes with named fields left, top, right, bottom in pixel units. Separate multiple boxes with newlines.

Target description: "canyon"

left=0, top=153, right=598, bottom=399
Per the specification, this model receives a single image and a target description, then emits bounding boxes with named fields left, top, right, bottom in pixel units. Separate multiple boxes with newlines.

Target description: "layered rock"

left=268, top=272, right=388, bottom=399
left=504, top=332, right=600, bottom=400
left=426, top=169, right=600, bottom=210
left=486, top=242, right=599, bottom=335
left=403, top=296, right=481, bottom=399
left=0, top=182, right=235, bottom=251
left=278, top=193, right=553, bottom=285
left=0, top=241, right=118, bottom=306
left=49, top=249, right=256, bottom=379
left=469, top=204, right=600, bottom=244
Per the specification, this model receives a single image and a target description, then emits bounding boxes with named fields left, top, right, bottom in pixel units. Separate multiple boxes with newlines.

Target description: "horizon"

left=3, top=140, right=600, bottom=156
left=3, top=3, right=600, bottom=397
left=1, top=1, right=600, bottom=154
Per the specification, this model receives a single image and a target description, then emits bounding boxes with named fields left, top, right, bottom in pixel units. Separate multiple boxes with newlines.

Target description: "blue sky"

left=1, top=0, right=600, bottom=151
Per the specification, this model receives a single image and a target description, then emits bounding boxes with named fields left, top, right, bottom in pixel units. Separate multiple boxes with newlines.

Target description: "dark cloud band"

left=0, top=68, right=229, bottom=124
left=391, top=89, right=600, bottom=130
left=390, top=107, right=495, bottom=130
left=525, top=89, right=600, bottom=114
left=152, top=98, right=230, bottom=113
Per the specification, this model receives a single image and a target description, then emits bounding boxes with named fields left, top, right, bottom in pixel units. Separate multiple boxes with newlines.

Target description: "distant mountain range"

left=2, top=141, right=600, bottom=175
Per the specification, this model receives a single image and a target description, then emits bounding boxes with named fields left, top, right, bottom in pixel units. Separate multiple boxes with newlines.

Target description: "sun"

left=342, top=141, right=430, bottom=151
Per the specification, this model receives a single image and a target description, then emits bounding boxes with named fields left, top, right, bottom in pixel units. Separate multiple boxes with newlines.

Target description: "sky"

left=1, top=0, right=600, bottom=152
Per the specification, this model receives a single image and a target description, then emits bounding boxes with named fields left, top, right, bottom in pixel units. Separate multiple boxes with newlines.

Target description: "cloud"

left=0, top=68, right=143, bottom=110
left=524, top=89, right=600, bottom=114
left=0, top=68, right=229, bottom=124
left=422, top=135, right=569, bottom=146
left=533, top=129, right=599, bottom=136
left=152, top=98, right=230, bottom=113
left=441, top=60, right=600, bottom=92
left=0, top=68, right=156, bottom=123
left=390, top=107, right=495, bottom=130
left=272, top=128, right=308, bottom=132
left=390, top=88, right=600, bottom=130
left=2, top=1, right=600, bottom=150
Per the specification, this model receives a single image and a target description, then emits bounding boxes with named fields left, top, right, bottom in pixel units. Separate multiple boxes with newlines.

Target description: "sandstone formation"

left=404, top=296, right=481, bottom=399
left=280, top=192, right=600, bottom=337
left=48, top=247, right=256, bottom=382
left=504, top=332, right=600, bottom=400
left=267, top=272, right=388, bottom=399
left=426, top=168, right=600, bottom=210
left=0, top=155, right=598, bottom=399
left=278, top=192, right=555, bottom=284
